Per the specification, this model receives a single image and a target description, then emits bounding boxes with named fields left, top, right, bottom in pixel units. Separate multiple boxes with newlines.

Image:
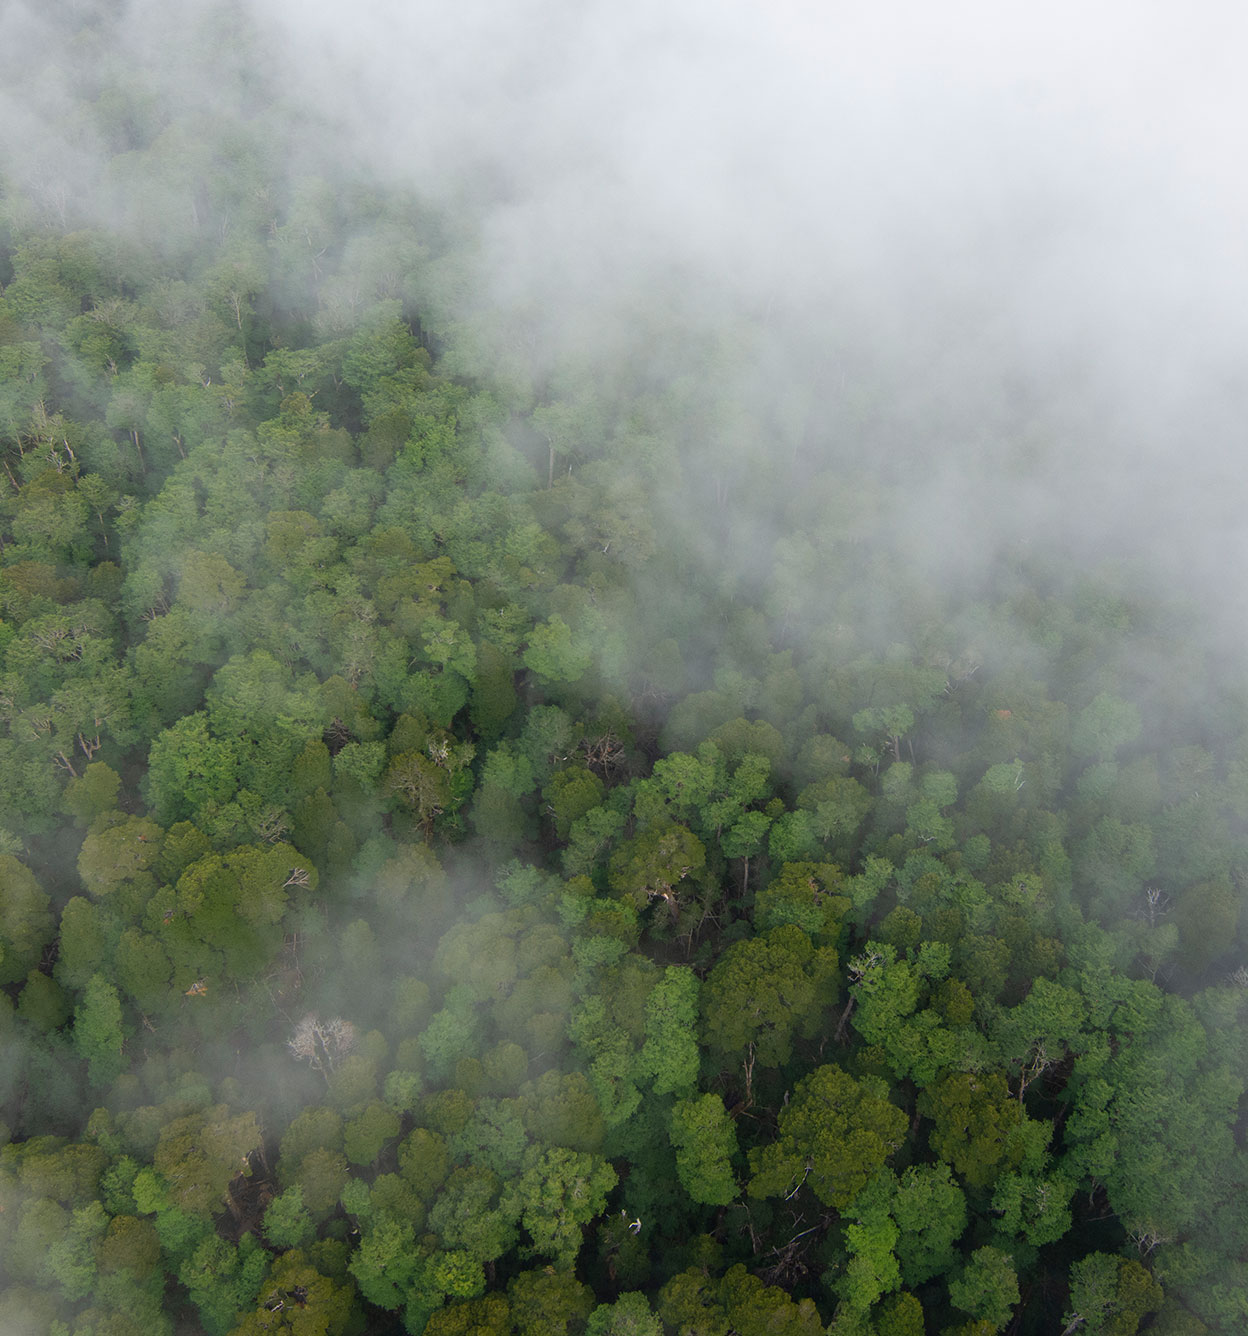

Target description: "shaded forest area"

left=1, top=7, right=1246, bottom=1336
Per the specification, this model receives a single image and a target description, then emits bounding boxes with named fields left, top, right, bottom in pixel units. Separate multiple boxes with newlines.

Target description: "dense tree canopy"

left=0, top=9, right=1244, bottom=1336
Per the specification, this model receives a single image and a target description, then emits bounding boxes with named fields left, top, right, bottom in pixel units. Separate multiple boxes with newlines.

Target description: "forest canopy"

left=0, top=4, right=1246, bottom=1336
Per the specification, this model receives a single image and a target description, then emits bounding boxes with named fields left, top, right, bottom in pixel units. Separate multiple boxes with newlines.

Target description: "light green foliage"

left=850, top=941, right=965, bottom=1087
left=518, top=1070, right=605, bottom=1152
left=991, top=1167, right=1074, bottom=1248
left=1074, top=817, right=1156, bottom=920
left=853, top=706, right=915, bottom=763
left=969, top=758, right=1027, bottom=819
left=450, top=1098, right=529, bottom=1177
left=480, top=745, right=536, bottom=800
left=234, top=1248, right=358, bottom=1335
left=523, top=615, right=592, bottom=685
left=152, top=1104, right=261, bottom=1218
left=1072, top=692, right=1142, bottom=761
left=162, top=841, right=308, bottom=984
left=754, top=861, right=849, bottom=939
left=204, top=650, right=324, bottom=770
left=637, top=966, right=699, bottom=1095
left=839, top=1168, right=960, bottom=1313
left=991, top=976, right=1086, bottom=1079
left=424, top=1294, right=512, bottom=1336
left=0, top=854, right=53, bottom=986
left=399, top=1127, right=451, bottom=1201
left=608, top=821, right=706, bottom=909
left=848, top=944, right=918, bottom=1044
left=128, top=606, right=210, bottom=725
left=334, top=739, right=387, bottom=790
left=507, top=1267, right=594, bottom=1335
left=948, top=1247, right=1020, bottom=1330
left=567, top=993, right=642, bottom=1130
left=263, top=1185, right=315, bottom=1249
left=563, top=802, right=628, bottom=878
left=97, top=1212, right=162, bottom=1279
left=797, top=774, right=872, bottom=853
left=18, top=968, right=72, bottom=1031
left=720, top=808, right=771, bottom=869
left=641, top=747, right=720, bottom=825
left=77, top=813, right=163, bottom=901
left=703, top=924, right=837, bottom=1068
left=702, top=749, right=771, bottom=829
left=45, top=1199, right=107, bottom=1301
left=845, top=855, right=896, bottom=921
left=703, top=718, right=781, bottom=772
left=62, top=761, right=122, bottom=825
left=669, top=1094, right=738, bottom=1206
left=349, top=1213, right=422, bottom=1309
left=839, top=1210, right=901, bottom=1313
left=918, top=1072, right=1027, bottom=1189
left=585, top=1291, right=663, bottom=1336
left=0, top=338, right=48, bottom=437
left=659, top=1263, right=824, bottom=1336
left=418, top=615, right=476, bottom=690
left=501, top=1146, right=617, bottom=1269
left=179, top=1233, right=269, bottom=1336
left=429, top=1166, right=517, bottom=1265
left=143, top=712, right=239, bottom=824
left=885, top=1163, right=969, bottom=1286
left=767, top=809, right=822, bottom=863
left=344, top=1100, right=401, bottom=1167
left=545, top=765, right=606, bottom=839
left=1063, top=989, right=1240, bottom=1242
left=73, top=973, right=126, bottom=1088
left=420, top=988, right=484, bottom=1083
left=1063, top=1253, right=1162, bottom=1335
left=749, top=1065, right=906, bottom=1209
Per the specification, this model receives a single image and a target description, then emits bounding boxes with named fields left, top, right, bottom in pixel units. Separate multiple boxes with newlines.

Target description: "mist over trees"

left=0, top=2, right=1246, bottom=1334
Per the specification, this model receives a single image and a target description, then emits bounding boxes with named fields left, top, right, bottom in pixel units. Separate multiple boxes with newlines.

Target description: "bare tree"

left=288, top=1014, right=356, bottom=1081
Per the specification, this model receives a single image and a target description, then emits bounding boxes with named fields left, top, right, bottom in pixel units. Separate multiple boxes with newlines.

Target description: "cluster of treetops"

left=1, top=38, right=1247, bottom=1336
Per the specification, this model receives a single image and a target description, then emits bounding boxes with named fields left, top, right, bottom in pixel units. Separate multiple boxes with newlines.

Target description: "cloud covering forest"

left=0, top=3, right=1245, bottom=1335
